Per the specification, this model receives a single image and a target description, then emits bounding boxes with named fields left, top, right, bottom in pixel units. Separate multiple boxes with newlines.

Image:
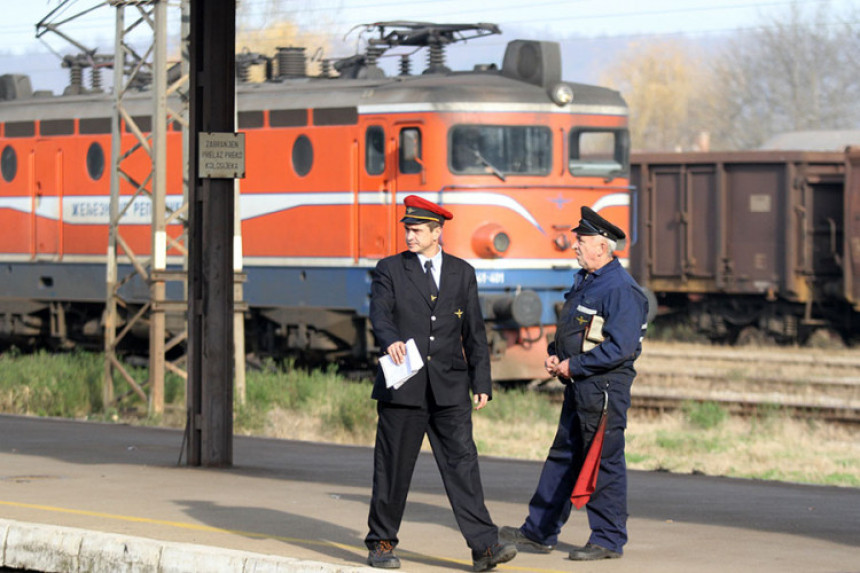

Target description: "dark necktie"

left=425, top=260, right=438, bottom=302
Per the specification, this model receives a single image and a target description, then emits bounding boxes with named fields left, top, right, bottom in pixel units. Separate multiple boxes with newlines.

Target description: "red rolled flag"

left=571, top=392, right=608, bottom=510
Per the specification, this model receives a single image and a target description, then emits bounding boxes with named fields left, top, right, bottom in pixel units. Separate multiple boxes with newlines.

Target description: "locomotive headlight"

left=550, top=83, right=574, bottom=106
left=472, top=223, right=511, bottom=258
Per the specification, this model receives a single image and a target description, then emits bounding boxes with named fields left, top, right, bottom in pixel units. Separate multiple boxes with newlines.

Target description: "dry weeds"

left=241, top=401, right=860, bottom=487
left=625, top=411, right=860, bottom=485
left=97, top=342, right=860, bottom=487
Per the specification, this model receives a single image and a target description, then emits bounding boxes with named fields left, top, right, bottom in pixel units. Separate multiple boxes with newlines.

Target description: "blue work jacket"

left=550, top=258, right=648, bottom=382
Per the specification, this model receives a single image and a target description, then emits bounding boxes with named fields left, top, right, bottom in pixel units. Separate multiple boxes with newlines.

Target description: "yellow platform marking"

left=0, top=499, right=570, bottom=572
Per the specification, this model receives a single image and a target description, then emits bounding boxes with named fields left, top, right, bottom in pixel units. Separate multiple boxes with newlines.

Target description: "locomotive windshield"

left=449, top=125, right=551, bottom=177
left=569, top=128, right=630, bottom=178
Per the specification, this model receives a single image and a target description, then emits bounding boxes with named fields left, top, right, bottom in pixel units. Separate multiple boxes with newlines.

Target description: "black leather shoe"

left=568, top=543, right=622, bottom=561
left=367, top=540, right=401, bottom=568
left=499, top=525, right=555, bottom=553
left=472, top=542, right=517, bottom=571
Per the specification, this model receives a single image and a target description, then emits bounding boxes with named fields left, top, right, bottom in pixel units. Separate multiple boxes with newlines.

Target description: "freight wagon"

left=630, top=148, right=860, bottom=344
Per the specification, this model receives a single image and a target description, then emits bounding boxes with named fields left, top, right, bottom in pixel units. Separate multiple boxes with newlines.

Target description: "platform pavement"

left=0, top=414, right=858, bottom=573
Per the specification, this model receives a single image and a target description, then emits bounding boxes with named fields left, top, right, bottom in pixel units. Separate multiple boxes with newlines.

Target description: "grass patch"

left=625, top=452, right=649, bottom=464
left=1, top=351, right=859, bottom=488
left=655, top=430, right=727, bottom=454
left=0, top=349, right=104, bottom=417
left=683, top=400, right=727, bottom=429
left=0, top=348, right=187, bottom=424
left=235, top=361, right=377, bottom=442
left=822, top=473, right=860, bottom=487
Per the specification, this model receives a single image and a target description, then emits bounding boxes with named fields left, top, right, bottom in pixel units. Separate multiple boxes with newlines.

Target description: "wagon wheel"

left=803, top=328, right=846, bottom=349
left=733, top=326, right=776, bottom=347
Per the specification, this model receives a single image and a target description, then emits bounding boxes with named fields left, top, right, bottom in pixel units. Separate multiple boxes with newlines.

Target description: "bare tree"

left=600, top=40, right=712, bottom=152
left=708, top=1, right=860, bottom=150
left=236, top=0, right=333, bottom=81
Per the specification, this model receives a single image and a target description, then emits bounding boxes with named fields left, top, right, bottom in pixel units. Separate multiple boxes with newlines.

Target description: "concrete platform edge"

left=0, top=518, right=378, bottom=573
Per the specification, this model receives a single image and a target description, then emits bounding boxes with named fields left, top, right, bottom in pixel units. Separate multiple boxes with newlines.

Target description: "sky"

left=0, top=0, right=856, bottom=92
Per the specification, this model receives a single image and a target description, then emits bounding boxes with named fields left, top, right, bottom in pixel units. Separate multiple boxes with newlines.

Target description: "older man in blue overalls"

left=501, top=206, right=648, bottom=561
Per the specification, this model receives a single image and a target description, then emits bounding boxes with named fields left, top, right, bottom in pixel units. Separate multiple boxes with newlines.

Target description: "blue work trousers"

left=521, top=375, right=631, bottom=553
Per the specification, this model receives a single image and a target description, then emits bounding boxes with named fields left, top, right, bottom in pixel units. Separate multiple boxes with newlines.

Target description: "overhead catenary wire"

left=0, top=0, right=855, bottom=43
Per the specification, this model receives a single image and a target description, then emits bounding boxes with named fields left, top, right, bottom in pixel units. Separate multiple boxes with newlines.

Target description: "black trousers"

left=365, top=395, right=498, bottom=552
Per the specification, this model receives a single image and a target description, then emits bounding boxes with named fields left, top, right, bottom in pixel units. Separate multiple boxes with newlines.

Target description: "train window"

left=399, top=128, right=422, bottom=174
left=292, top=134, right=313, bottom=176
left=313, top=107, right=358, bottom=126
left=1, top=145, right=16, bottom=182
left=124, top=116, right=152, bottom=133
left=270, top=109, right=308, bottom=127
left=449, top=125, right=551, bottom=176
left=87, top=142, right=105, bottom=181
left=238, top=111, right=264, bottom=129
left=569, top=129, right=629, bottom=178
left=4, top=121, right=35, bottom=138
left=80, top=118, right=111, bottom=135
left=366, top=126, right=385, bottom=175
left=40, top=119, right=74, bottom=136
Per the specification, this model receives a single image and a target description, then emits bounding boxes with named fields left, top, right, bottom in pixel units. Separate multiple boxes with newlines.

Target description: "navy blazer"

left=369, top=250, right=492, bottom=407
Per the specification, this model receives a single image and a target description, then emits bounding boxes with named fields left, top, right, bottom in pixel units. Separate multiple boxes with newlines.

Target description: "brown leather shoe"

left=568, top=543, right=622, bottom=561
left=472, top=542, right=517, bottom=571
left=367, top=540, right=401, bottom=568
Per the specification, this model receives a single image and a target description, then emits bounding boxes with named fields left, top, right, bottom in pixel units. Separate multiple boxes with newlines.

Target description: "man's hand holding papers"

left=380, top=338, right=424, bottom=390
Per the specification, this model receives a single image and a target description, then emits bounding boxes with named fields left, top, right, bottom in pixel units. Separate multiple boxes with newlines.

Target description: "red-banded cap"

left=401, top=195, right=453, bottom=224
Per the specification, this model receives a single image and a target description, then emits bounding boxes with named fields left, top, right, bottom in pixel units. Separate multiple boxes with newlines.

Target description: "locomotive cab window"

left=366, top=126, right=385, bottom=175
left=399, top=128, right=422, bottom=174
left=449, top=125, right=551, bottom=176
left=569, top=129, right=629, bottom=178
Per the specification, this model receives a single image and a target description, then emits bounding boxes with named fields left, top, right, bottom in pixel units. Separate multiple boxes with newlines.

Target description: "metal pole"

left=149, top=0, right=168, bottom=415
left=233, top=76, right=246, bottom=405
left=187, top=0, right=236, bottom=467
left=234, top=179, right=246, bottom=405
left=105, top=0, right=191, bottom=415
left=104, top=5, right=125, bottom=408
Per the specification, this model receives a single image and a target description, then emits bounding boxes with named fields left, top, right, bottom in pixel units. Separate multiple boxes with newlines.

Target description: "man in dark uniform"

left=365, top=195, right=516, bottom=571
left=500, top=206, right=648, bottom=561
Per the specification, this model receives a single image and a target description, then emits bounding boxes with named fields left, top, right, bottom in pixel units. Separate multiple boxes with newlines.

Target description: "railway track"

left=530, top=341, right=860, bottom=423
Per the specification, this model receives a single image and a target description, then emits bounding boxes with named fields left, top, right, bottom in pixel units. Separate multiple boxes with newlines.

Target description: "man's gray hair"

left=603, top=236, right=618, bottom=253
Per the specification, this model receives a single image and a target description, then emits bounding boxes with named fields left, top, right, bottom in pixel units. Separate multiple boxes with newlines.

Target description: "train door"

left=358, top=121, right=394, bottom=259
left=392, top=124, right=425, bottom=254
left=32, top=140, right=62, bottom=258
left=724, top=164, right=783, bottom=292
left=846, top=149, right=860, bottom=305
left=808, top=178, right=844, bottom=286
left=646, top=164, right=718, bottom=288
left=358, top=121, right=425, bottom=259
left=648, top=167, right=684, bottom=279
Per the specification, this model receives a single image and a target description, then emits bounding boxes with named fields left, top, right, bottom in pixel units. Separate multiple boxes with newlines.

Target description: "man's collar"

left=591, top=256, right=618, bottom=276
left=417, top=249, right=443, bottom=267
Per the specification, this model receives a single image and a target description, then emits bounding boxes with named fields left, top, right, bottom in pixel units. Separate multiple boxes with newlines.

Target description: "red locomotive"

left=0, top=23, right=632, bottom=379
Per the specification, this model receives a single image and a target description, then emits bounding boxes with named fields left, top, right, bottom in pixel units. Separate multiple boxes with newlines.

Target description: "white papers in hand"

left=380, top=338, right=424, bottom=390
